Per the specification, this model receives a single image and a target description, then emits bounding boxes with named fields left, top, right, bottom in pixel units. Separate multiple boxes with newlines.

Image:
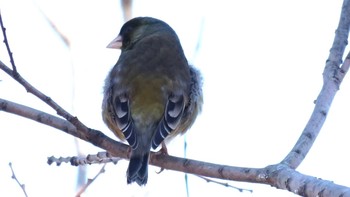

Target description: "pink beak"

left=107, top=35, right=123, bottom=49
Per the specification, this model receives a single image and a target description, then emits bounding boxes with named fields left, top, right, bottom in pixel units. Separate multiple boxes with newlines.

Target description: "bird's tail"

left=127, top=151, right=150, bottom=186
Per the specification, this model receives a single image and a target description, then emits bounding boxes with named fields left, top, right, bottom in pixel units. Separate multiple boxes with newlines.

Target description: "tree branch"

left=47, top=152, right=121, bottom=166
left=8, top=162, right=28, bottom=197
left=75, top=164, right=107, bottom=197
left=0, top=95, right=129, bottom=159
left=281, top=0, right=350, bottom=169
left=2, top=97, right=350, bottom=196
left=0, top=11, right=17, bottom=73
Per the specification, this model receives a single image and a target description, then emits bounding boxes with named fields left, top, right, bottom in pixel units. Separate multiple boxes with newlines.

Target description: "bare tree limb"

left=35, top=4, right=70, bottom=47
left=281, top=0, right=350, bottom=169
left=0, top=11, right=17, bottom=73
left=2, top=97, right=350, bottom=196
left=0, top=96, right=129, bottom=159
left=47, top=152, right=121, bottom=166
left=9, top=162, right=28, bottom=197
left=75, top=164, right=107, bottom=197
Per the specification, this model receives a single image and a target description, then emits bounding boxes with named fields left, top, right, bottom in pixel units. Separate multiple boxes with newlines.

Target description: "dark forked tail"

left=127, top=151, right=150, bottom=186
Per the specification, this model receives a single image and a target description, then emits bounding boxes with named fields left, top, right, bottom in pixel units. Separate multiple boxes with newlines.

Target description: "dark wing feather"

left=114, top=95, right=138, bottom=150
left=152, top=94, right=185, bottom=149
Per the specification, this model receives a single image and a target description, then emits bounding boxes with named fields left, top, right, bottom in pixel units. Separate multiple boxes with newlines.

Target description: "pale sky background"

left=0, top=0, right=349, bottom=196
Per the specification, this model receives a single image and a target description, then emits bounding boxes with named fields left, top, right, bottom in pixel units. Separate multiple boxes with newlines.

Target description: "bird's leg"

left=156, top=141, right=168, bottom=155
left=127, top=146, right=132, bottom=159
left=155, top=142, right=168, bottom=174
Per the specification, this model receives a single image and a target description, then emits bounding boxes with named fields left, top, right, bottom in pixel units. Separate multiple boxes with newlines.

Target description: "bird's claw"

left=155, top=142, right=168, bottom=174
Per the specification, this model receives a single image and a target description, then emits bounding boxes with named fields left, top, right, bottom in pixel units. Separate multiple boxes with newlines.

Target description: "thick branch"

left=0, top=97, right=129, bottom=158
left=2, top=98, right=350, bottom=196
left=0, top=98, right=257, bottom=182
left=281, top=0, right=350, bottom=168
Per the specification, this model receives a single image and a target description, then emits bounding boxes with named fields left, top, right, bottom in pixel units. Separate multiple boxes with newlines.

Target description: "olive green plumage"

left=102, top=17, right=203, bottom=186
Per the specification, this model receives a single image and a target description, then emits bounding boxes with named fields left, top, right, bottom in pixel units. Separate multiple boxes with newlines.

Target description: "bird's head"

left=107, top=17, right=175, bottom=50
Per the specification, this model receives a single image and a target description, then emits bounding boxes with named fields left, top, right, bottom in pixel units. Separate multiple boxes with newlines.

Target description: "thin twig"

left=9, top=162, right=28, bottom=197
left=34, top=4, right=70, bottom=47
left=0, top=12, right=17, bottom=73
left=121, top=0, right=132, bottom=22
left=75, top=164, right=107, bottom=197
left=195, top=175, right=253, bottom=193
left=47, top=152, right=121, bottom=166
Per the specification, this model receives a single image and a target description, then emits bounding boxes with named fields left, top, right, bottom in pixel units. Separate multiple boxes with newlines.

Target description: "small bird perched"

left=102, top=17, right=203, bottom=186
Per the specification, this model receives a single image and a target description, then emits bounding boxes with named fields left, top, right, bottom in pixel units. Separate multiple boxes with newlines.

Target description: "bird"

left=102, top=17, right=203, bottom=186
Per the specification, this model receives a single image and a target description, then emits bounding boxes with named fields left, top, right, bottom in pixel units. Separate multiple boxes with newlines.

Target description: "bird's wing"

left=113, top=94, right=138, bottom=150
left=152, top=94, right=185, bottom=149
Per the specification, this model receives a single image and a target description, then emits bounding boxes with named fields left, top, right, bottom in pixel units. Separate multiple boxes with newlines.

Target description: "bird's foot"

left=155, top=142, right=168, bottom=174
left=127, top=146, right=132, bottom=159
left=155, top=142, right=168, bottom=155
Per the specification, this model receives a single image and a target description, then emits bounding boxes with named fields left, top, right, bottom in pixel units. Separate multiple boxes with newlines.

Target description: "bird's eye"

left=124, top=38, right=131, bottom=47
